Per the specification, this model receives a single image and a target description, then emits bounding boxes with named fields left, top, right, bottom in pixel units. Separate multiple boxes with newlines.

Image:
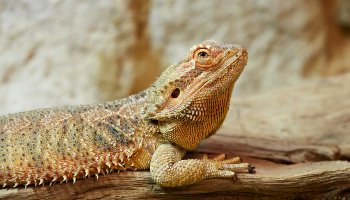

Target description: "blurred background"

left=0, top=0, right=349, bottom=115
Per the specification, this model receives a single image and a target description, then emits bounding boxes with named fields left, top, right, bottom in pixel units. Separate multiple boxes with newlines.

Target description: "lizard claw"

left=248, top=165, right=256, bottom=174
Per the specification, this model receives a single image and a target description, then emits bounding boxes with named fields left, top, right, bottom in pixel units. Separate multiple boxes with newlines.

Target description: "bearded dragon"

left=0, top=40, right=253, bottom=188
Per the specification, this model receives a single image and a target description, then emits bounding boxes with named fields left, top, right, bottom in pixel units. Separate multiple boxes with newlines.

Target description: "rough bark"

left=0, top=157, right=349, bottom=199
left=1, top=74, right=350, bottom=199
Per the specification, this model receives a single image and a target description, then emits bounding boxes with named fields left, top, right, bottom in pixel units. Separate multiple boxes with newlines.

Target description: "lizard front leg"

left=150, top=143, right=253, bottom=187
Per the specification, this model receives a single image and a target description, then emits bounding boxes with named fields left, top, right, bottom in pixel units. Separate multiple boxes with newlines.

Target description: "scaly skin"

left=0, top=41, right=252, bottom=188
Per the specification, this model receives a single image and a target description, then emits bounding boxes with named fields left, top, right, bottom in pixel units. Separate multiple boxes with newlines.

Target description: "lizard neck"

left=101, top=88, right=163, bottom=146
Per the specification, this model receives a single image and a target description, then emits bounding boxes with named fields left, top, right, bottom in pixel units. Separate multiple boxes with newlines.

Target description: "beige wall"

left=0, top=0, right=349, bottom=115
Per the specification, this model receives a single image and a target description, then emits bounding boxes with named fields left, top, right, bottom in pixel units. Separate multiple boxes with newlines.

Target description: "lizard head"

left=145, top=40, right=247, bottom=150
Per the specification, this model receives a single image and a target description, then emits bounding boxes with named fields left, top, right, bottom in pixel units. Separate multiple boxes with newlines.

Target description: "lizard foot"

left=150, top=144, right=254, bottom=187
left=191, top=153, right=242, bottom=163
left=189, top=153, right=253, bottom=175
left=213, top=154, right=245, bottom=164
left=205, top=155, right=255, bottom=179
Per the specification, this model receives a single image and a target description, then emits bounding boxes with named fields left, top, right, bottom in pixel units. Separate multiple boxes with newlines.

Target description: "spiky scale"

left=39, top=178, right=44, bottom=185
left=85, top=169, right=89, bottom=177
left=106, top=161, right=112, bottom=168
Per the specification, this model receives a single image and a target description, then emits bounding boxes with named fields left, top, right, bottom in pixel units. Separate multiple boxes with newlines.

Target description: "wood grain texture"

left=1, top=157, right=349, bottom=199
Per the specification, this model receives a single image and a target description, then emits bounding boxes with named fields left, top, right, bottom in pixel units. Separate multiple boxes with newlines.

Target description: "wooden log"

left=1, top=157, right=349, bottom=199
left=199, top=73, right=350, bottom=163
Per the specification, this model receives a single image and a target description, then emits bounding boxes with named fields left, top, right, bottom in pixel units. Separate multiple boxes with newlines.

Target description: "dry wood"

left=0, top=157, right=349, bottom=199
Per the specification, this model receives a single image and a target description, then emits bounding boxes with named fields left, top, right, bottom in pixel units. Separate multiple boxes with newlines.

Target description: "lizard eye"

left=171, top=88, right=180, bottom=98
left=193, top=48, right=212, bottom=65
left=198, top=51, right=208, bottom=58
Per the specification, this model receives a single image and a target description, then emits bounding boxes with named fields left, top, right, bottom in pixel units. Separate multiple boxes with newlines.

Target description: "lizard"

left=0, top=40, right=254, bottom=188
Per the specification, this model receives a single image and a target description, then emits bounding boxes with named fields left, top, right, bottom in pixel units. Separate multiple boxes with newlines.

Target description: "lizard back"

left=0, top=91, right=161, bottom=187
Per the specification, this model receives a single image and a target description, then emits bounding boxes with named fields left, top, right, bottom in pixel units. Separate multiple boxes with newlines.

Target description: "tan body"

left=0, top=41, right=253, bottom=188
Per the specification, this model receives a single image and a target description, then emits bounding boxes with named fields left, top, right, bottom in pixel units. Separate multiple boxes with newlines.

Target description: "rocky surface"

left=0, top=0, right=120, bottom=114
left=0, top=0, right=350, bottom=115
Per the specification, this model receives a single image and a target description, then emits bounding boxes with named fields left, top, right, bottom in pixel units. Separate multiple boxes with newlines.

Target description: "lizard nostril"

left=171, top=88, right=180, bottom=98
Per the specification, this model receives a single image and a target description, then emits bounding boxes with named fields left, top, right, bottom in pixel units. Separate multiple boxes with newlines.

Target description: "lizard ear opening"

left=150, top=119, right=159, bottom=125
left=171, top=88, right=180, bottom=98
